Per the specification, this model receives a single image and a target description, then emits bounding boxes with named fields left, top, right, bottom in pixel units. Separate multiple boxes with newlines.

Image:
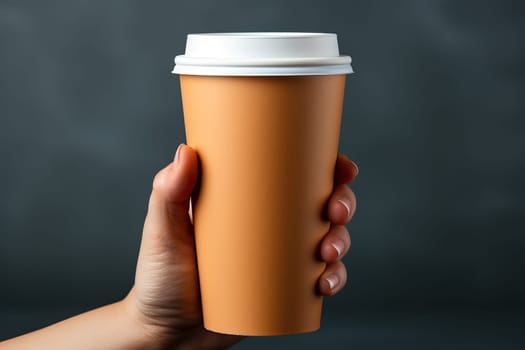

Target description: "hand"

left=123, top=144, right=358, bottom=349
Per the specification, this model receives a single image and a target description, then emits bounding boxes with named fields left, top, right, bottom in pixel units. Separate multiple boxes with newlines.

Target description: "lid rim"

left=187, top=32, right=338, bottom=38
left=174, top=55, right=352, bottom=67
left=172, top=64, right=353, bottom=76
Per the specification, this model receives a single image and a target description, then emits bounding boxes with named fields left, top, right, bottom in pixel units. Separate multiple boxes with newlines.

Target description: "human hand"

left=123, top=144, right=358, bottom=349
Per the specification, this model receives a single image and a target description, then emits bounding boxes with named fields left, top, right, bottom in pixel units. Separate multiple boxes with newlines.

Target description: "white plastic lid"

left=172, top=32, right=353, bottom=76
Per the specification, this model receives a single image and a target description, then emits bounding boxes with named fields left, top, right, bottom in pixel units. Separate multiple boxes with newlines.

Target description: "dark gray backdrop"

left=1, top=0, right=524, bottom=348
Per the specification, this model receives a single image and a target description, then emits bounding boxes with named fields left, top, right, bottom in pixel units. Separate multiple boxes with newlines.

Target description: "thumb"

left=141, top=144, right=199, bottom=257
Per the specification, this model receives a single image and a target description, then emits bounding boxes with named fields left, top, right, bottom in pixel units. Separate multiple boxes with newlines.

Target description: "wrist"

left=119, top=294, right=175, bottom=350
left=120, top=289, right=242, bottom=350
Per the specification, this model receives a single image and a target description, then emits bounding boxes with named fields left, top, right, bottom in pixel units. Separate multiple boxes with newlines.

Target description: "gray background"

left=1, top=0, right=524, bottom=348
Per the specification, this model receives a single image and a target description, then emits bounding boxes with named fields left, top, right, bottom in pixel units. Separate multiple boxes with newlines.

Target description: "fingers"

left=150, top=144, right=198, bottom=208
left=320, top=225, right=351, bottom=263
left=327, top=184, right=357, bottom=225
left=334, top=154, right=359, bottom=185
left=319, top=154, right=356, bottom=296
left=141, top=144, right=199, bottom=253
left=318, top=226, right=351, bottom=296
left=318, top=261, right=347, bottom=296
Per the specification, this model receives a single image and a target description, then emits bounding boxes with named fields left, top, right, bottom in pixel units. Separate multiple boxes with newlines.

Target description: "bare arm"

left=0, top=297, right=156, bottom=350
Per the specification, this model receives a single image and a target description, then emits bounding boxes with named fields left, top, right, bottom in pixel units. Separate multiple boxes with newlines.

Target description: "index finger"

left=334, top=154, right=359, bottom=185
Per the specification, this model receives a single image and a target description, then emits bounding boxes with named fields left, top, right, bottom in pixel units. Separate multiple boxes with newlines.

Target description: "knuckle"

left=152, top=168, right=167, bottom=193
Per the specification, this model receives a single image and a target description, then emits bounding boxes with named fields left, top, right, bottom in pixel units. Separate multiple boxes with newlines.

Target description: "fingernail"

left=326, top=274, right=340, bottom=290
left=337, top=199, right=351, bottom=219
left=331, top=239, right=345, bottom=257
left=174, top=144, right=183, bottom=166
left=352, top=161, right=359, bottom=176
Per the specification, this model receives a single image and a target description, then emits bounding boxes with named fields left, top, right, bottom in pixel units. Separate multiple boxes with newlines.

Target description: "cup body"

left=180, top=74, right=346, bottom=335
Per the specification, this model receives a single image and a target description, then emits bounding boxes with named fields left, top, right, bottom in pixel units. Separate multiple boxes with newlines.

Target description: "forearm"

left=0, top=300, right=155, bottom=350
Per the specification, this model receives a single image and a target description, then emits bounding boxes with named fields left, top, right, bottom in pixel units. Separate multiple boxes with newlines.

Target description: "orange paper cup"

left=173, top=33, right=352, bottom=336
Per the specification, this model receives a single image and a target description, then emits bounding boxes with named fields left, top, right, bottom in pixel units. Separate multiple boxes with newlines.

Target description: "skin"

left=0, top=145, right=358, bottom=350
